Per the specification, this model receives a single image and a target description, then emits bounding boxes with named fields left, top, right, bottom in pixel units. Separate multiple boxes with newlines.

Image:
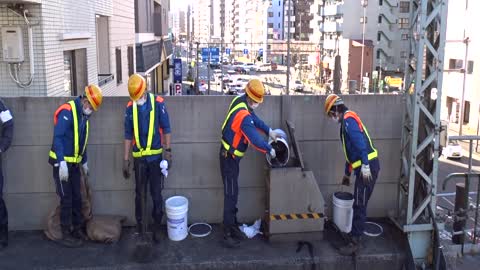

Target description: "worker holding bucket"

left=324, top=94, right=381, bottom=255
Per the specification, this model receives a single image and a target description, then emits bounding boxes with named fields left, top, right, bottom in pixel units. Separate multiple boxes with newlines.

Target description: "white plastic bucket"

left=165, top=196, right=189, bottom=241
left=332, top=192, right=354, bottom=233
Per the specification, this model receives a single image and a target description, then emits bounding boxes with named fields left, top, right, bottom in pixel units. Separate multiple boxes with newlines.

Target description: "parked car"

left=442, top=139, right=462, bottom=159
left=227, top=69, right=236, bottom=75
left=292, top=80, right=305, bottom=92
left=233, top=66, right=248, bottom=74
left=244, top=63, right=257, bottom=72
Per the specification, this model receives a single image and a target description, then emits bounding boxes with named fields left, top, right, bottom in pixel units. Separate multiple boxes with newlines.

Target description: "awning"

left=136, top=40, right=162, bottom=73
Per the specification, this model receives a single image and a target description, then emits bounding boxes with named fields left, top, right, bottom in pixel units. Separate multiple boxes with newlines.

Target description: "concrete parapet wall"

left=2, top=95, right=403, bottom=230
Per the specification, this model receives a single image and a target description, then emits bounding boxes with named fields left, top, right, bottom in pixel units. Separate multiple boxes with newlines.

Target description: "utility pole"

left=196, top=41, right=200, bottom=94
left=286, top=0, right=292, bottom=96
left=207, top=25, right=211, bottom=96
left=459, top=37, right=470, bottom=136
left=360, top=0, right=368, bottom=93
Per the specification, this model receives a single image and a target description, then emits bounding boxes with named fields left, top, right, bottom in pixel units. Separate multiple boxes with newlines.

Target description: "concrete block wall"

left=2, top=95, right=403, bottom=230
left=0, top=4, right=47, bottom=96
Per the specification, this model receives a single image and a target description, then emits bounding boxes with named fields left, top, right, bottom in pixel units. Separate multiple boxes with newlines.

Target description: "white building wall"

left=0, top=4, right=47, bottom=96
left=107, top=0, right=136, bottom=96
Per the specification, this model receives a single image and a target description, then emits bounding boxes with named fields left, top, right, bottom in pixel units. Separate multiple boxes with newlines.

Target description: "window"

left=402, top=33, right=409, bottom=40
left=268, top=12, right=274, bottom=17
left=376, top=49, right=381, bottom=59
left=398, top=18, right=409, bottom=29
left=64, top=49, right=87, bottom=96
left=278, top=12, right=281, bottom=17
left=279, top=1, right=280, bottom=6
left=128, top=46, right=134, bottom=76
left=116, top=48, right=122, bottom=85
left=449, top=59, right=463, bottom=69
left=268, top=23, right=274, bottom=28
left=96, top=15, right=111, bottom=76
left=467, top=60, right=474, bottom=74
left=401, top=51, right=408, bottom=58
left=268, top=34, right=274, bottom=39
left=278, top=23, right=281, bottom=28
left=399, top=1, right=410, bottom=13
left=377, top=32, right=381, bottom=41
left=379, top=0, right=383, bottom=5
left=360, top=17, right=367, bottom=23
left=378, top=16, right=382, bottom=24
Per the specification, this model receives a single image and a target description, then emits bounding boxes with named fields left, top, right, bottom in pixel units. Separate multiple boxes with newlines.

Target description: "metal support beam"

left=394, top=0, right=448, bottom=266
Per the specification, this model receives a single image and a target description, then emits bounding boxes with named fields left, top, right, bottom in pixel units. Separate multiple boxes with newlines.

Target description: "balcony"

left=2, top=0, right=41, bottom=3
left=321, top=21, right=342, bottom=33
left=322, top=4, right=342, bottom=16
left=136, top=40, right=162, bottom=73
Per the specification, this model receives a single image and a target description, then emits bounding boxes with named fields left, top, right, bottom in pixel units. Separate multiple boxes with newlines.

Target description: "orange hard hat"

left=84, top=84, right=103, bottom=111
left=245, top=79, right=265, bottom=103
left=324, top=94, right=344, bottom=114
left=128, top=74, right=146, bottom=101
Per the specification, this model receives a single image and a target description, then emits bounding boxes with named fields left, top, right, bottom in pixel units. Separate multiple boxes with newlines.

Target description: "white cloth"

left=160, top=160, right=169, bottom=178
left=269, top=148, right=276, bottom=159
left=0, top=110, right=13, bottom=123
left=239, top=219, right=262, bottom=239
left=59, top=161, right=69, bottom=182
left=82, top=162, right=89, bottom=176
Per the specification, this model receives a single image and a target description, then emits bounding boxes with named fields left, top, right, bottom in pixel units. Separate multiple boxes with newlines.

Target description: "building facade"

left=0, top=0, right=135, bottom=96
left=441, top=0, right=479, bottom=131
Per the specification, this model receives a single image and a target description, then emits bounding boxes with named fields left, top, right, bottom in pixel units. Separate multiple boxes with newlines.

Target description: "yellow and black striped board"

left=270, top=213, right=324, bottom=221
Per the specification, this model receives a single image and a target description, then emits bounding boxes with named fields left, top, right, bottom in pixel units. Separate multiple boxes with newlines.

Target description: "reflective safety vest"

left=341, top=111, right=378, bottom=169
left=49, top=100, right=89, bottom=163
left=132, top=93, right=163, bottom=158
left=221, top=96, right=250, bottom=157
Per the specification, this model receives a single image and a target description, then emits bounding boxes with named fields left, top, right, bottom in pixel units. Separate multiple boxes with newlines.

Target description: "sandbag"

left=44, top=171, right=125, bottom=243
left=86, top=215, right=126, bottom=244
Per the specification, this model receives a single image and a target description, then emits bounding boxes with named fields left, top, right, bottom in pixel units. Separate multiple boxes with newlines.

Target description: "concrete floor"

left=0, top=221, right=407, bottom=270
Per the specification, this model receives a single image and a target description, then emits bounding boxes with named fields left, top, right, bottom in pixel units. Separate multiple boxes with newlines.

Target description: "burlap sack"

left=86, top=215, right=126, bottom=244
left=44, top=171, right=125, bottom=243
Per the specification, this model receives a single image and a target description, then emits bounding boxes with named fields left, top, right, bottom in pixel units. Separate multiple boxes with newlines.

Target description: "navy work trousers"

left=0, top=158, right=7, bottom=226
left=219, top=147, right=241, bottom=227
left=53, top=164, right=83, bottom=227
left=134, top=158, right=164, bottom=225
left=351, top=158, right=380, bottom=236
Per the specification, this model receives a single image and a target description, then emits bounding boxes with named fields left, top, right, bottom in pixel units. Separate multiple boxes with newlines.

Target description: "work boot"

left=338, top=242, right=358, bottom=256
left=72, top=226, right=89, bottom=241
left=223, top=226, right=240, bottom=248
left=56, top=226, right=82, bottom=248
left=230, top=225, right=247, bottom=241
left=152, top=223, right=163, bottom=243
left=0, top=224, right=8, bottom=250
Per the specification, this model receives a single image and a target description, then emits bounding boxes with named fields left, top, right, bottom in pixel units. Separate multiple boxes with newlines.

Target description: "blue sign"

left=173, top=58, right=182, bottom=83
left=201, top=47, right=220, bottom=63
left=225, top=48, right=231, bottom=55
left=243, top=49, right=249, bottom=55
left=259, top=48, right=264, bottom=56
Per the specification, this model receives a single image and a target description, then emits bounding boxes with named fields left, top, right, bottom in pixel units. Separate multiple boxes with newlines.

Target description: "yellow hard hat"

left=85, top=84, right=103, bottom=111
left=245, top=79, right=265, bottom=103
left=324, top=94, right=344, bottom=115
left=128, top=74, right=146, bottom=101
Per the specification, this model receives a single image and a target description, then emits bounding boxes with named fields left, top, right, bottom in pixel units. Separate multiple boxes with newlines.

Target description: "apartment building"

left=441, top=0, right=479, bottom=131
left=135, top=0, right=172, bottom=95
left=319, top=0, right=410, bottom=89
left=0, top=0, right=135, bottom=96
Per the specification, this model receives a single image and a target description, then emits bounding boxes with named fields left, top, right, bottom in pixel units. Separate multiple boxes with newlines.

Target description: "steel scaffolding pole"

left=392, top=0, right=448, bottom=266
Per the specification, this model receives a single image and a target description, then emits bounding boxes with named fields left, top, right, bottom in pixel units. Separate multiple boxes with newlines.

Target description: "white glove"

left=82, top=162, right=89, bottom=176
left=269, top=128, right=280, bottom=142
left=59, top=161, right=69, bottom=182
left=269, top=148, right=276, bottom=159
left=160, top=160, right=169, bottom=178
left=361, top=164, right=372, bottom=183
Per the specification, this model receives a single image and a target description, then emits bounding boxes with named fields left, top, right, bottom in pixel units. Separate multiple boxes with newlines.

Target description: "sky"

left=171, top=0, right=193, bottom=11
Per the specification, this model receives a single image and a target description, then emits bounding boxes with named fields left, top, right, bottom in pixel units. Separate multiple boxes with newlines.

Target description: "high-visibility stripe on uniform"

left=49, top=100, right=89, bottom=163
left=132, top=93, right=163, bottom=158
left=221, top=96, right=250, bottom=157
left=341, top=111, right=378, bottom=169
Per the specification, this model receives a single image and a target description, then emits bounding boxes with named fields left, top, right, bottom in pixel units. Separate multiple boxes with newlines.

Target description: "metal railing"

left=441, top=136, right=480, bottom=254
